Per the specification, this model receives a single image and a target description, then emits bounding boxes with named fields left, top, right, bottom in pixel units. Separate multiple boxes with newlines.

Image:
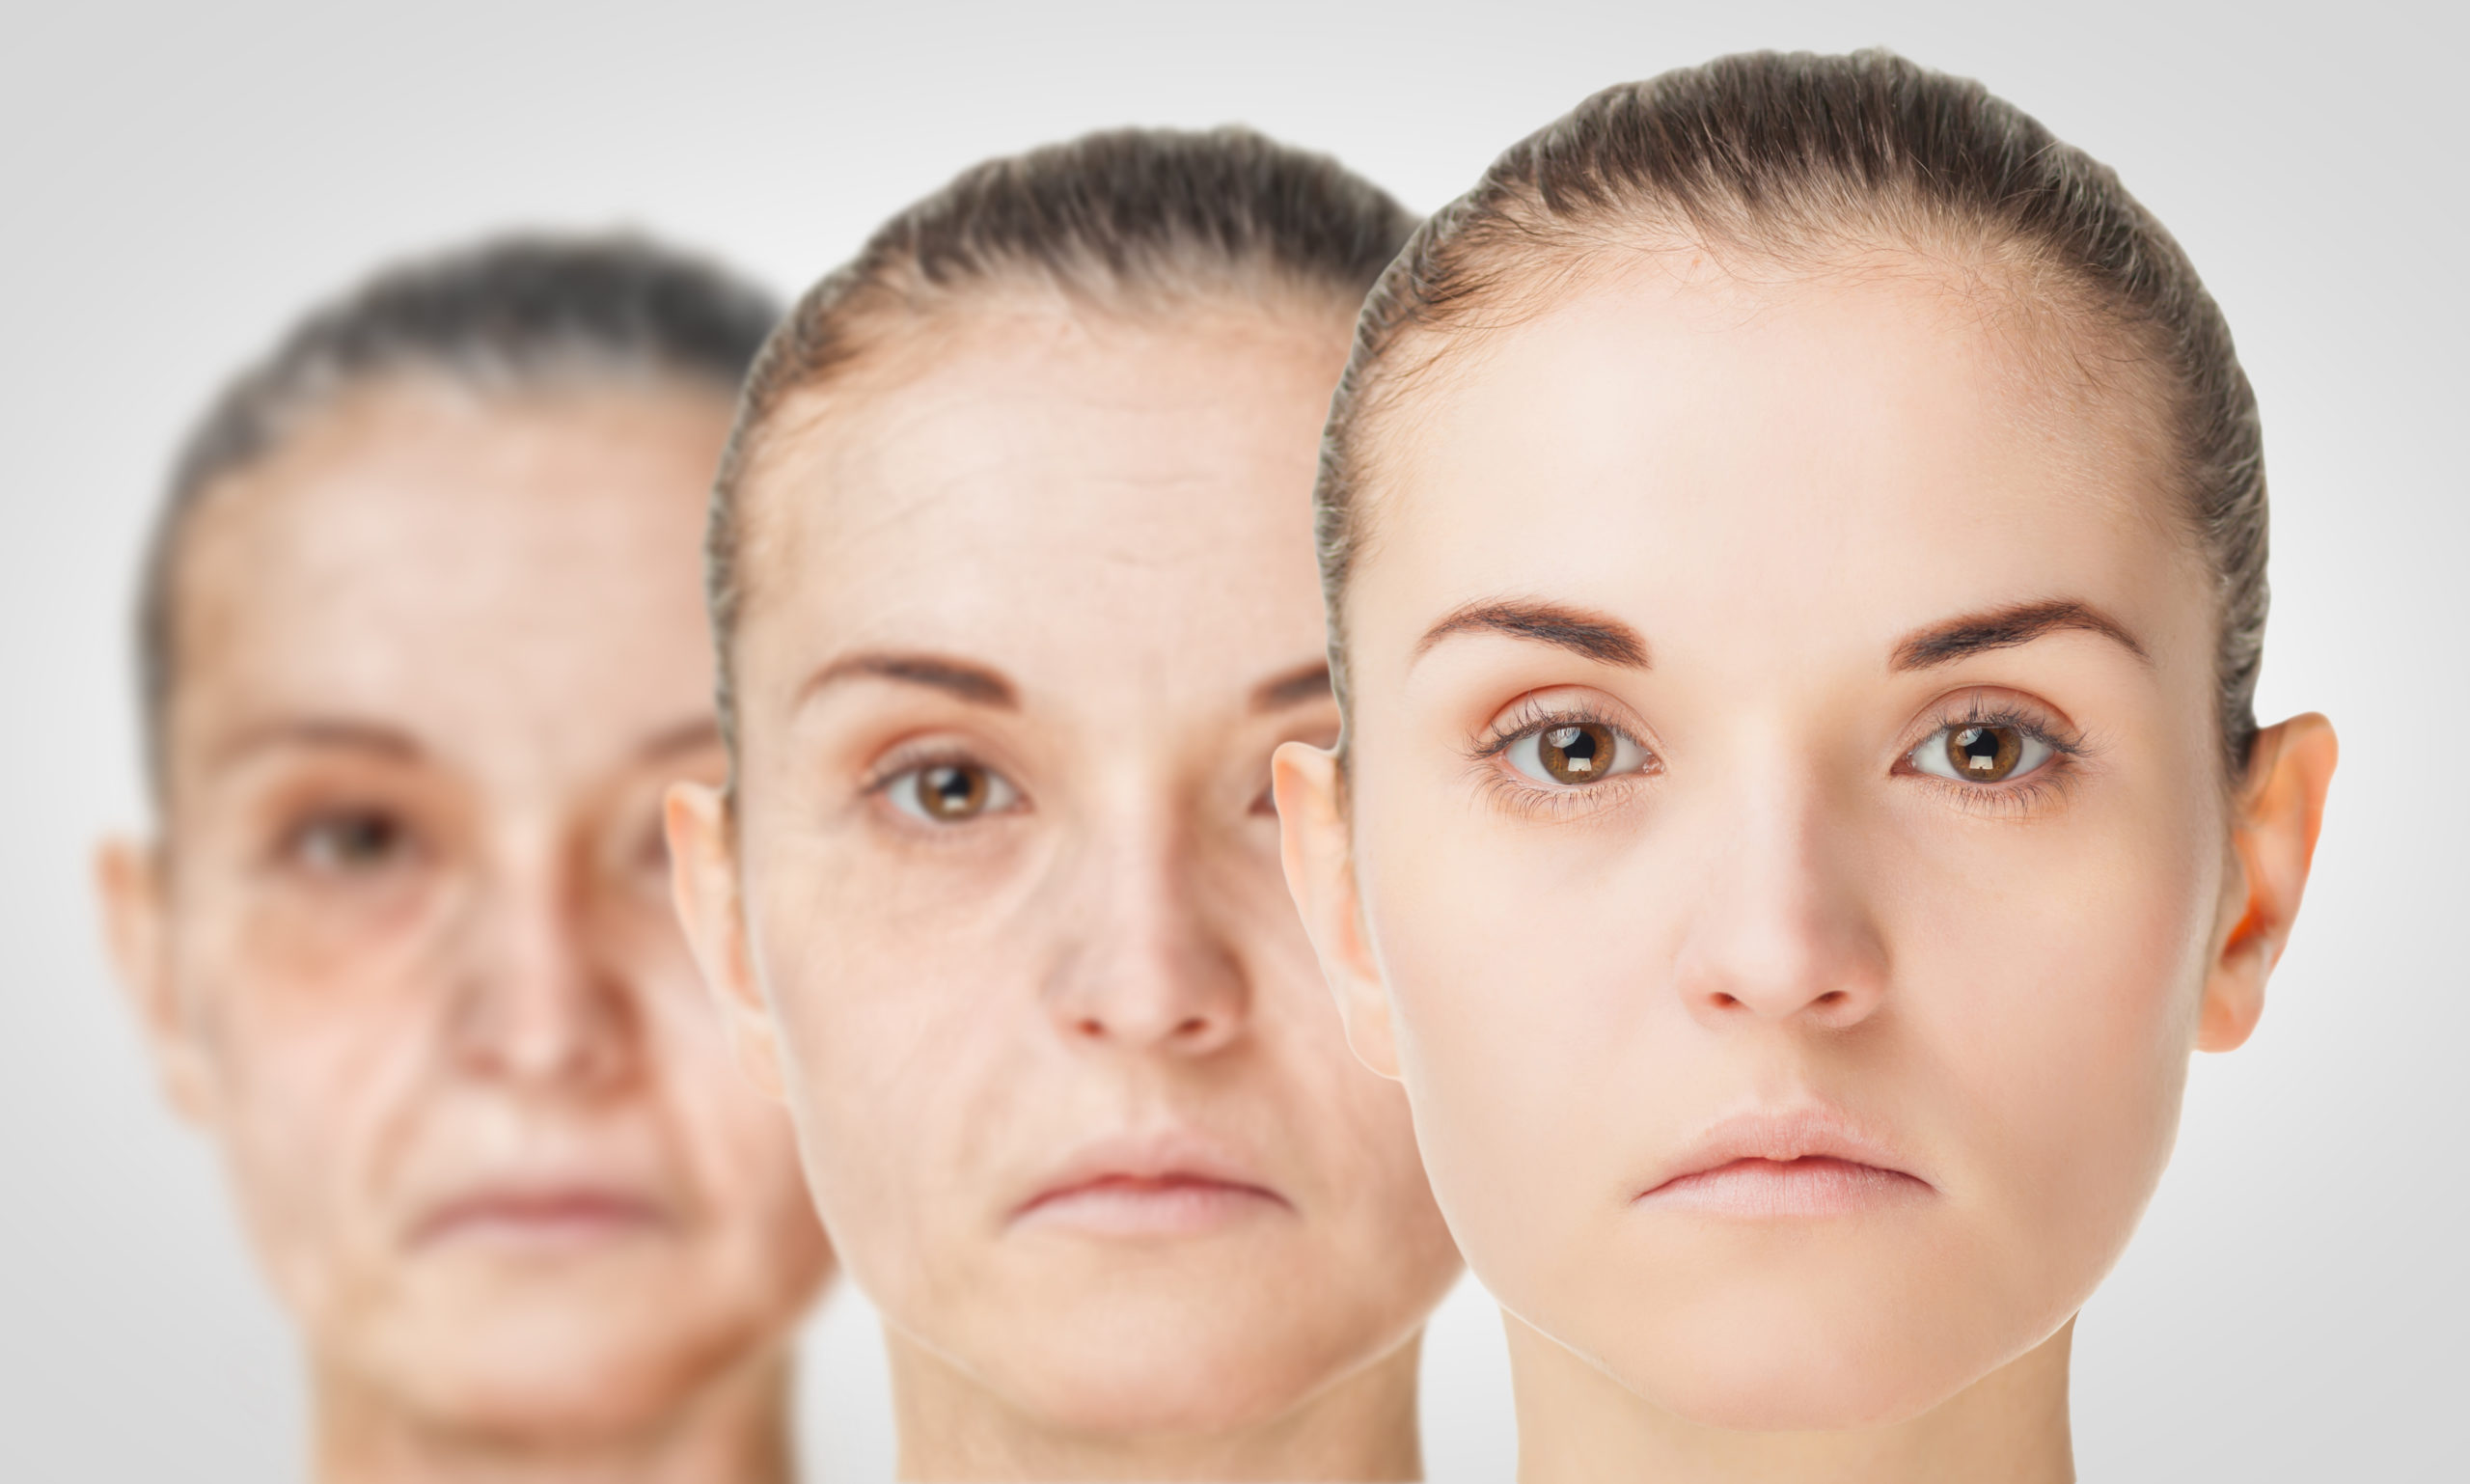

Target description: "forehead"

left=1354, top=255, right=2200, bottom=674
left=172, top=380, right=730, bottom=782
left=737, top=302, right=1346, bottom=711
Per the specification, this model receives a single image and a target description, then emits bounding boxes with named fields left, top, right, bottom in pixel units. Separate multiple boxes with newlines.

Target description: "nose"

left=1669, top=775, right=1890, bottom=1032
left=446, top=834, right=637, bottom=1090
left=1042, top=813, right=1249, bottom=1058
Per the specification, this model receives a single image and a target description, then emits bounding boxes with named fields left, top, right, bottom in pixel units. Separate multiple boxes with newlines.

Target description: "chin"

left=374, top=1300, right=769, bottom=1441
left=991, top=1297, right=1367, bottom=1439
left=1606, top=1280, right=2003, bottom=1433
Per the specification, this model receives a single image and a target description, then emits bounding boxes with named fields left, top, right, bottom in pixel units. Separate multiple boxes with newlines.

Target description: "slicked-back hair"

left=138, top=234, right=780, bottom=798
left=1321, top=49, right=2269, bottom=777
left=706, top=125, right=1415, bottom=761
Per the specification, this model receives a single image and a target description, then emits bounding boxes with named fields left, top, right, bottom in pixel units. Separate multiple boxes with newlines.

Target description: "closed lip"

left=1632, top=1106, right=1934, bottom=1214
left=410, top=1182, right=672, bottom=1248
left=1009, top=1130, right=1291, bottom=1232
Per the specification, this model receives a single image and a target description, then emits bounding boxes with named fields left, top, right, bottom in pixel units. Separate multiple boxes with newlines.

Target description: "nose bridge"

left=447, top=817, right=635, bottom=1087
left=1042, top=779, right=1248, bottom=1057
left=1672, top=754, right=1889, bottom=1031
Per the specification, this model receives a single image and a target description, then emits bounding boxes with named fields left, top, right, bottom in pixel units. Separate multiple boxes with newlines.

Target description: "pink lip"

left=1633, top=1107, right=1933, bottom=1218
left=413, top=1187, right=670, bottom=1250
left=1011, top=1133, right=1291, bottom=1238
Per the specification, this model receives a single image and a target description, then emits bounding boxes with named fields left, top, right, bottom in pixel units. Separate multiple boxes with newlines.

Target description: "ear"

left=665, top=782, right=790, bottom=1101
left=2198, top=713, right=2338, bottom=1052
left=1273, top=740, right=1401, bottom=1080
left=94, top=838, right=215, bottom=1124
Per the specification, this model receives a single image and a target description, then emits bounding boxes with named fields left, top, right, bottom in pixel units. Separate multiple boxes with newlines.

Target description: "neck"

left=1509, top=1313, right=2073, bottom=1484
left=312, top=1347, right=798, bottom=1484
left=887, top=1325, right=1427, bottom=1481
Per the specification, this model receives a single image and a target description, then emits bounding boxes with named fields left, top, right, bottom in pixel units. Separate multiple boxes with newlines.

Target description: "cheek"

left=1907, top=812, right=2218, bottom=1267
left=745, top=838, right=1032, bottom=1284
left=179, top=918, right=436, bottom=1316
left=1355, top=788, right=1642, bottom=1276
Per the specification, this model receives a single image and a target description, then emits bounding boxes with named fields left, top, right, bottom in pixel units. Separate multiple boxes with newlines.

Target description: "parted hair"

left=138, top=234, right=780, bottom=796
left=705, top=124, right=1416, bottom=756
left=1320, top=49, right=2268, bottom=775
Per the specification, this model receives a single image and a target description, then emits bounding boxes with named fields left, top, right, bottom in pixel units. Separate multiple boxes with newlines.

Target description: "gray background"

left=3, top=1, right=2461, bottom=1477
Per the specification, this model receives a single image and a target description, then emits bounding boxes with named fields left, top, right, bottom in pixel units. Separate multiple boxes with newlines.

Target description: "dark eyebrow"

left=797, top=651, right=1019, bottom=710
left=1890, top=599, right=2151, bottom=673
left=1249, top=660, right=1333, bottom=713
left=636, top=717, right=724, bottom=762
left=208, top=718, right=425, bottom=770
left=1413, top=600, right=1651, bottom=670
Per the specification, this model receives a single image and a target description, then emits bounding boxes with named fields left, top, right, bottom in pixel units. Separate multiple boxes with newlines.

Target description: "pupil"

left=1542, top=722, right=1610, bottom=783
left=921, top=764, right=985, bottom=818
left=1946, top=725, right=2018, bottom=781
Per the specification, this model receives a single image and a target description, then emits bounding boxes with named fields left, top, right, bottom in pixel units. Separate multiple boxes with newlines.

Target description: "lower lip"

left=418, top=1197, right=668, bottom=1250
left=1013, top=1175, right=1288, bottom=1237
left=1635, top=1157, right=1930, bottom=1218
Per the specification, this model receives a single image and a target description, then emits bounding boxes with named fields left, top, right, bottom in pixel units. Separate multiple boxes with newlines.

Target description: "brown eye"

left=290, top=811, right=407, bottom=872
left=1507, top=719, right=1646, bottom=787
left=889, top=760, right=1019, bottom=824
left=1943, top=725, right=2022, bottom=781
left=1543, top=724, right=1611, bottom=783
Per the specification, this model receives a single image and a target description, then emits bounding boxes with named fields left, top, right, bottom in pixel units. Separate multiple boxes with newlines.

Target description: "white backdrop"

left=3, top=1, right=2461, bottom=1478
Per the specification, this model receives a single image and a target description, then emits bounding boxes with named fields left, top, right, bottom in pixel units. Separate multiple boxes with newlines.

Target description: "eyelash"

left=1467, top=693, right=2087, bottom=821
left=1469, top=696, right=1659, bottom=818
left=857, top=739, right=1029, bottom=826
left=1902, top=698, right=2087, bottom=816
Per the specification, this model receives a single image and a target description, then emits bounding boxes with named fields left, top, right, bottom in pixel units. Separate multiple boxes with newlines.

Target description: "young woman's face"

left=1293, top=257, right=2251, bottom=1429
left=104, top=383, right=831, bottom=1435
left=688, top=301, right=1459, bottom=1435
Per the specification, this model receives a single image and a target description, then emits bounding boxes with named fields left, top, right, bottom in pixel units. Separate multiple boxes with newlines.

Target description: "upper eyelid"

left=859, top=736, right=1013, bottom=788
left=1908, top=693, right=2086, bottom=756
left=1473, top=692, right=1654, bottom=756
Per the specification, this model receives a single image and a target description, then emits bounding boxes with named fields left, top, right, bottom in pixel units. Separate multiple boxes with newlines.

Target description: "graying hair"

left=139, top=234, right=779, bottom=796
left=705, top=125, right=1415, bottom=766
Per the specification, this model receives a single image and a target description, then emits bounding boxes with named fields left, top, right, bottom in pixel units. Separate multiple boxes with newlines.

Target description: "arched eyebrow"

left=1889, top=600, right=2151, bottom=672
left=797, top=651, right=1019, bottom=710
left=1412, top=600, right=1651, bottom=670
left=1249, top=660, right=1332, bottom=713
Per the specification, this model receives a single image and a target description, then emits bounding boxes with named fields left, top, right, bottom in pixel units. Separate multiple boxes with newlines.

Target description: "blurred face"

left=106, top=382, right=831, bottom=1437
left=685, top=300, right=1459, bottom=1435
left=1289, top=255, right=2257, bottom=1429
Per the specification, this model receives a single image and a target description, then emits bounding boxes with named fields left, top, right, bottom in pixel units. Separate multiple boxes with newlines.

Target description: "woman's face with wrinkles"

left=101, top=382, right=832, bottom=1436
left=675, top=299, right=1460, bottom=1436
left=1277, top=254, right=2323, bottom=1430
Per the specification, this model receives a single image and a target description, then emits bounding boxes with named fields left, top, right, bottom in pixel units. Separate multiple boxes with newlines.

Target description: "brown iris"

left=1539, top=722, right=1616, bottom=784
left=1944, top=724, right=2024, bottom=782
left=916, top=763, right=994, bottom=820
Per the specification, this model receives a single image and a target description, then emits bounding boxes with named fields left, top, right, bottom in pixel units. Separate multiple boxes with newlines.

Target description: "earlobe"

left=94, top=838, right=214, bottom=1124
left=663, top=783, right=790, bottom=1102
left=2198, top=713, right=2339, bottom=1053
left=1271, top=740, right=1402, bottom=1080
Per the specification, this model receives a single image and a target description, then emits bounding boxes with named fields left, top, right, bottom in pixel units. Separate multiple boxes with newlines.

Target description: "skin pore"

left=1276, top=249, right=2335, bottom=1483
left=668, top=293, right=1463, bottom=1480
left=97, top=380, right=835, bottom=1484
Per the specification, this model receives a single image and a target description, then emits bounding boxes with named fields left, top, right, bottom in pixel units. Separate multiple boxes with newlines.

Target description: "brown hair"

left=706, top=125, right=1414, bottom=758
left=1320, top=49, right=2267, bottom=775
left=140, top=234, right=779, bottom=797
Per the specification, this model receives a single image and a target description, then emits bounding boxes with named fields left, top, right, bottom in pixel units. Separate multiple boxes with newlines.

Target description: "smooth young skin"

left=1277, top=253, right=2336, bottom=1484
left=669, top=296, right=1462, bottom=1480
left=97, top=382, right=835, bottom=1484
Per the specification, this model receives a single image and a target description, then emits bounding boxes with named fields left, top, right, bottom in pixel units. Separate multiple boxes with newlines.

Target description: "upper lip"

left=1633, top=1105, right=1932, bottom=1200
left=1009, top=1129, right=1290, bottom=1223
